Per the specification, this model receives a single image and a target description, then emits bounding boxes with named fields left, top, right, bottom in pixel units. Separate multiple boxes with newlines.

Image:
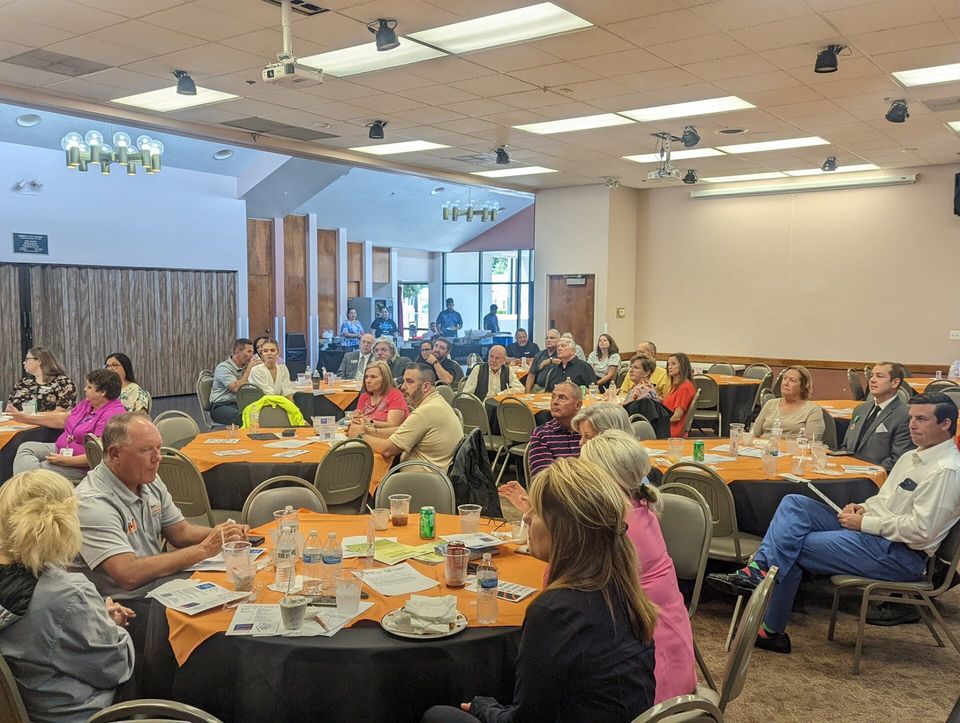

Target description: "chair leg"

left=827, top=588, right=842, bottom=641
left=490, top=447, right=503, bottom=474
left=916, top=602, right=945, bottom=647
left=494, top=449, right=511, bottom=485
left=922, top=596, right=960, bottom=654
left=724, top=595, right=744, bottom=652
left=694, top=641, right=716, bottom=691
left=853, top=589, right=873, bottom=675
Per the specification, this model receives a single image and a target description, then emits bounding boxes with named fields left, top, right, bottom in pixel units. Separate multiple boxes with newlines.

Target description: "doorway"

left=547, top=274, right=595, bottom=351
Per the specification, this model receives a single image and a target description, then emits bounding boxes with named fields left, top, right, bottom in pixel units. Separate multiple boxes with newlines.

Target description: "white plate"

left=380, top=609, right=468, bottom=640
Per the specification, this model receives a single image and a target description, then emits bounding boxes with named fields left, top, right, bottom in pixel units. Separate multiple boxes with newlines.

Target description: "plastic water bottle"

left=302, top=531, right=323, bottom=596
left=321, top=532, right=342, bottom=593
left=476, top=553, right=499, bottom=624
left=950, top=360, right=960, bottom=380
left=312, top=367, right=322, bottom=391
left=762, top=442, right=779, bottom=476
left=588, top=383, right=599, bottom=398
left=274, top=524, right=297, bottom=589
left=771, top=414, right=783, bottom=444
left=250, top=407, right=260, bottom=432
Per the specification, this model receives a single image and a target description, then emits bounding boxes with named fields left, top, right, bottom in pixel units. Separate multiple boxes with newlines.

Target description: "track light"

left=815, top=45, right=845, bottom=74
left=680, top=126, right=700, bottom=148
left=367, top=120, right=387, bottom=140
left=682, top=169, right=698, bottom=185
left=885, top=99, right=909, bottom=123
left=821, top=156, right=838, bottom=172
left=173, top=70, right=196, bottom=96
left=369, top=19, right=400, bottom=52
left=495, top=146, right=510, bottom=165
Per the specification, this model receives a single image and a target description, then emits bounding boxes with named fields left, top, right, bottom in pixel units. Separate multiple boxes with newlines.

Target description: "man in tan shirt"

left=347, top=363, right=462, bottom=469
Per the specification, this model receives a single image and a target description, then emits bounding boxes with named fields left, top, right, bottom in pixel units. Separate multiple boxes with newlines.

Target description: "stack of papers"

left=212, top=449, right=252, bottom=457
left=147, top=579, right=249, bottom=615
left=440, top=533, right=504, bottom=549
left=264, top=439, right=312, bottom=449
left=464, top=577, right=537, bottom=603
left=203, top=438, right=241, bottom=445
left=843, top=464, right=882, bottom=474
left=272, top=449, right=309, bottom=459
left=355, top=563, right=438, bottom=596
left=186, top=547, right=266, bottom=572
left=368, top=539, right=440, bottom=566
left=225, top=602, right=374, bottom=637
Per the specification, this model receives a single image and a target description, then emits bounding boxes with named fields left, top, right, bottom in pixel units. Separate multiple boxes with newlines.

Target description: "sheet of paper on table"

left=642, top=448, right=666, bottom=457
left=711, top=444, right=763, bottom=459
left=147, top=579, right=249, bottom=615
left=682, top=453, right=736, bottom=464
left=355, top=562, right=438, bottom=596
left=186, top=547, right=266, bottom=572
left=267, top=575, right=304, bottom=593
left=304, top=434, right=348, bottom=443
left=842, top=464, right=882, bottom=474
left=464, top=577, right=537, bottom=603
left=272, top=449, right=309, bottom=458
left=204, top=438, right=241, bottom=445
left=342, top=535, right=395, bottom=559
left=370, top=539, right=440, bottom=566
left=440, top=533, right=504, bottom=549
left=212, top=449, right=253, bottom=457
left=226, top=604, right=282, bottom=636
left=264, top=439, right=312, bottom=449
left=0, top=414, right=10, bottom=423
left=287, top=602, right=375, bottom=638
left=0, top=424, right=32, bottom=431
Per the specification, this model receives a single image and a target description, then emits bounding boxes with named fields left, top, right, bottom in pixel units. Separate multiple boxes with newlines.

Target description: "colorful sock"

left=738, top=561, right=768, bottom=579
left=758, top=623, right=777, bottom=638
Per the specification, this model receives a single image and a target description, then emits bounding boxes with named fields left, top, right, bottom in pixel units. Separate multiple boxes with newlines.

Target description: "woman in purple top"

left=10, top=369, right=127, bottom=483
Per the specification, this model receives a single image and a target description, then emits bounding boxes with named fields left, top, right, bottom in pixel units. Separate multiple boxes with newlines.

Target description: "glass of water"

left=811, top=442, right=827, bottom=472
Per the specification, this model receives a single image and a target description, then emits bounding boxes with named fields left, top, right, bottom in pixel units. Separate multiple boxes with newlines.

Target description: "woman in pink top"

left=9, top=369, right=127, bottom=482
left=354, top=361, right=408, bottom=429
left=581, top=429, right=697, bottom=704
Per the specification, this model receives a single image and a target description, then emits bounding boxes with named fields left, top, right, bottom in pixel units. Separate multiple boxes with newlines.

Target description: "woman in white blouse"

left=249, top=339, right=294, bottom=398
left=587, top=334, right=621, bottom=389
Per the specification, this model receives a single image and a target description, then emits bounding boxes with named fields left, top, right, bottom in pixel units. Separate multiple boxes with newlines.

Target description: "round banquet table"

left=817, top=399, right=859, bottom=442
left=642, top=438, right=885, bottom=536
left=292, top=381, right=360, bottom=422
left=705, top=373, right=760, bottom=436
left=177, top=429, right=389, bottom=511
left=0, top=423, right=59, bottom=481
left=143, top=513, right=545, bottom=723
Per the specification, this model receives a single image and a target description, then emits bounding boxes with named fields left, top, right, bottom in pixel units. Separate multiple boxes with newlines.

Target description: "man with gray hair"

left=463, top=345, right=524, bottom=400
left=561, top=332, right=586, bottom=361
left=527, top=381, right=583, bottom=476
left=543, top=337, right=597, bottom=392
left=528, top=328, right=561, bottom=392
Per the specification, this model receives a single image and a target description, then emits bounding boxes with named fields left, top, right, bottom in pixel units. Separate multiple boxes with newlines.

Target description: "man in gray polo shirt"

left=209, top=337, right=261, bottom=425
left=75, top=413, right=247, bottom=603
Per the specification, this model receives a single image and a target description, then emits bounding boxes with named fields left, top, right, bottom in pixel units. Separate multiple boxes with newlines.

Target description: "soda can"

left=419, top=506, right=436, bottom=540
left=693, top=439, right=705, bottom=462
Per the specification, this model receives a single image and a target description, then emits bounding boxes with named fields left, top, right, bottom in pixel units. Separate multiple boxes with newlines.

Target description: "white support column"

left=336, top=228, right=348, bottom=322
left=363, top=240, right=374, bottom=297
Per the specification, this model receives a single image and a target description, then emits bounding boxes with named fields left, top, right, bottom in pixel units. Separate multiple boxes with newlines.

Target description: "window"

left=399, top=283, right=429, bottom=340
left=442, top=250, right=534, bottom=337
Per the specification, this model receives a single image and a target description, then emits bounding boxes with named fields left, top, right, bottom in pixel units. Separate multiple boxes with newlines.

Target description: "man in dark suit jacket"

left=841, top=361, right=914, bottom=471
left=337, top=333, right=375, bottom=380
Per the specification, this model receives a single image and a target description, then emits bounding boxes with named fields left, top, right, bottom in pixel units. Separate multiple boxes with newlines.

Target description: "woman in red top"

left=355, top=361, right=407, bottom=428
left=663, top=353, right=696, bottom=437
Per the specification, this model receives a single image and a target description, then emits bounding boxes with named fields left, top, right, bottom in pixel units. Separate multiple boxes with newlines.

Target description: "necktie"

left=356, top=354, right=367, bottom=381
left=856, top=404, right=881, bottom=448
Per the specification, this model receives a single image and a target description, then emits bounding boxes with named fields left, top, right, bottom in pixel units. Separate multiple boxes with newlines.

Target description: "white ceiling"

left=0, top=0, right=959, bottom=190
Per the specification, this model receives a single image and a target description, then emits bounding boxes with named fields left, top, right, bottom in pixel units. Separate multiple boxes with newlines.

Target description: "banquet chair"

left=452, top=393, right=506, bottom=469
left=158, top=447, right=219, bottom=526
left=153, top=410, right=200, bottom=448
left=616, top=366, right=629, bottom=388
left=634, top=567, right=779, bottom=722
left=83, top=433, right=104, bottom=468
left=772, top=370, right=785, bottom=398
left=707, top=363, right=734, bottom=376
left=847, top=369, right=866, bottom=401
left=748, top=372, right=771, bottom=412
left=241, top=476, right=327, bottom=527
left=374, top=460, right=456, bottom=514
left=235, top=383, right=264, bottom=413
left=681, top=389, right=702, bottom=438
left=896, top=386, right=911, bottom=405
left=313, top=438, right=373, bottom=515
left=692, top=376, right=721, bottom=436
left=89, top=698, right=223, bottom=723
left=632, top=694, right=725, bottom=722
left=827, top=518, right=960, bottom=674
left=758, top=389, right=775, bottom=409
left=258, top=405, right=294, bottom=427
left=0, top=652, right=29, bottom=723
left=632, top=419, right=657, bottom=441
left=523, top=444, right=532, bottom=485
left=660, top=483, right=716, bottom=690
left=943, top=387, right=960, bottom=408
left=743, top=363, right=771, bottom=382
left=435, top=384, right=456, bottom=405
left=196, top=370, right=217, bottom=430
left=495, top=398, right=536, bottom=485
left=819, top=409, right=838, bottom=450
left=925, top=380, right=959, bottom=395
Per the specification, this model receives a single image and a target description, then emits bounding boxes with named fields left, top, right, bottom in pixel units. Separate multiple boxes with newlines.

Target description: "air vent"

left=451, top=153, right=495, bottom=165
left=269, top=126, right=338, bottom=140
left=923, top=97, right=960, bottom=113
left=222, top=117, right=293, bottom=132
left=261, top=0, right=328, bottom=15
left=220, top=117, right=338, bottom=140
left=715, top=127, right=748, bottom=135
left=2, top=50, right=111, bottom=77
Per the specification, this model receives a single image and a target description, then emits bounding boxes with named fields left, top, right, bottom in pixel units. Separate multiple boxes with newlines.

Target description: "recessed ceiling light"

left=783, top=164, right=879, bottom=177
left=430, top=186, right=445, bottom=195
left=623, top=148, right=724, bottom=163
left=299, top=37, right=444, bottom=78
left=619, top=96, right=754, bottom=122
left=408, top=2, right=591, bottom=54
left=471, top=166, right=558, bottom=177
left=513, top=113, right=634, bottom=135
left=112, top=85, right=238, bottom=112
left=349, top=140, right=449, bottom=155
left=949, top=121, right=960, bottom=132
left=702, top=172, right=788, bottom=183
left=16, top=113, right=41, bottom=127
left=717, top=136, right=829, bottom=154
left=893, top=62, right=960, bottom=87
left=213, top=149, right=234, bottom=160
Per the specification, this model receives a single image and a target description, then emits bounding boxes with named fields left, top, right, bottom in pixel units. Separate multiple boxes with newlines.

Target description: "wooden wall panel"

left=247, top=219, right=275, bottom=341
left=283, top=215, right=308, bottom=334
left=372, top=246, right=390, bottom=284
left=0, top=265, right=21, bottom=398
left=317, top=229, right=338, bottom=332
left=347, top=241, right=363, bottom=299
left=29, top=266, right=236, bottom=398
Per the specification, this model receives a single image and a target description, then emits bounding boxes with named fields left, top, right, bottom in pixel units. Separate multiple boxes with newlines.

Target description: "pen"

left=314, top=614, right=329, bottom=631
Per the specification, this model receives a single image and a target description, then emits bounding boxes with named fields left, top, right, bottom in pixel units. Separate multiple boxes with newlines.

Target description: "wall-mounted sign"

left=12, top=233, right=48, bottom=255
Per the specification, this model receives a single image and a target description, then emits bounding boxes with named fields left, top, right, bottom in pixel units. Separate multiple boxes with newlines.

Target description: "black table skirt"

left=318, top=350, right=348, bottom=375
left=717, top=384, right=757, bottom=436
left=201, top=461, right=326, bottom=511
left=0, top=427, right=59, bottom=481
left=143, top=602, right=520, bottom=723
left=293, top=391, right=358, bottom=422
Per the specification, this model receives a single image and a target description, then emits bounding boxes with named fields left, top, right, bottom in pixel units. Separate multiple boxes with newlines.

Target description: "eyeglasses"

left=104, top=363, right=122, bottom=369
left=23, top=356, right=37, bottom=361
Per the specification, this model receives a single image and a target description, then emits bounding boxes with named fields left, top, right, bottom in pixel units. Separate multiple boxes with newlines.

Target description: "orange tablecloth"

left=490, top=391, right=602, bottom=414
left=817, top=399, right=859, bottom=420
left=642, top=438, right=886, bottom=488
left=0, top=422, right=39, bottom=450
left=291, top=382, right=361, bottom=411
left=706, top=373, right=760, bottom=387
left=166, top=512, right=546, bottom=665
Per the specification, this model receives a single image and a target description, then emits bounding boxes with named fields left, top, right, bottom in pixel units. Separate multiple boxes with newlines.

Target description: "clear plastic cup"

left=443, top=547, right=470, bottom=587
left=667, top=438, right=684, bottom=463
left=811, top=442, right=827, bottom=472
left=226, top=424, right=239, bottom=440
left=223, top=541, right=253, bottom=590
left=458, top=504, right=482, bottom=533
left=280, top=595, right=309, bottom=630
left=389, top=494, right=411, bottom=527
left=372, top=508, right=390, bottom=531
left=21, top=399, right=37, bottom=415
left=335, top=573, right=361, bottom=615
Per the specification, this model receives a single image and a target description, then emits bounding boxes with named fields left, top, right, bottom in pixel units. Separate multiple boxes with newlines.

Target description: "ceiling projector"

left=647, top=165, right=681, bottom=181
left=262, top=55, right=324, bottom=85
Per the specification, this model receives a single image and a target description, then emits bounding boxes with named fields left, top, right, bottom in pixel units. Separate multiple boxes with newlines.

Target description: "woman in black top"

left=423, top=457, right=658, bottom=723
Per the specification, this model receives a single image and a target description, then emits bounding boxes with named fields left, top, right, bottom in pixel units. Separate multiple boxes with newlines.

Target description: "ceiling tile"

left=142, top=5, right=262, bottom=41
left=403, top=57, right=492, bottom=84
left=822, top=0, right=940, bottom=35
left=85, top=21, right=205, bottom=58
left=465, top=45, right=567, bottom=73
left=607, top=10, right=720, bottom=47
left=560, top=0, right=683, bottom=25
left=648, top=33, right=750, bottom=66
left=556, top=78, right=636, bottom=101
left=729, top=14, right=841, bottom=52
left=219, top=29, right=326, bottom=60
left=445, top=97, right=519, bottom=117
left=0, top=17, right=73, bottom=47
left=41, top=37, right=159, bottom=67
left=391, top=106, right=467, bottom=125
left=347, top=68, right=437, bottom=92
left=528, top=28, right=634, bottom=61
left=682, top=53, right=778, bottom=81
left=75, top=0, right=189, bottom=17
left=849, top=21, right=956, bottom=55
left=497, top=88, right=576, bottom=109
left=449, top=73, right=538, bottom=97
left=399, top=84, right=478, bottom=106
left=510, top=61, right=600, bottom=87
left=617, top=67, right=704, bottom=92
left=713, top=70, right=803, bottom=95
left=351, top=94, right=428, bottom=114
left=573, top=48, right=672, bottom=77
left=335, top=0, right=463, bottom=34
left=4, top=0, right=123, bottom=34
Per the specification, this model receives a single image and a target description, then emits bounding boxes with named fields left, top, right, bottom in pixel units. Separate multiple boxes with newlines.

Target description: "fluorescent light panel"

left=471, top=166, right=557, bottom=177
left=620, top=96, right=754, bottom=122
left=717, top=136, right=829, bottom=154
left=893, top=63, right=960, bottom=87
left=349, top=140, right=449, bottom=155
left=702, top=172, right=787, bottom=183
left=409, top=2, right=591, bottom=54
left=623, top=148, right=724, bottom=163
left=783, top=164, right=880, bottom=177
left=299, top=38, right=445, bottom=77
left=514, top=113, right=633, bottom=135
left=949, top=121, right=960, bottom=132
left=692, top=174, right=916, bottom=199
left=111, top=86, right=238, bottom=112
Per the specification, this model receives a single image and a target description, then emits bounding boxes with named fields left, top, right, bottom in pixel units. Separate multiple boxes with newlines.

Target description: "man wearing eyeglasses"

left=526, top=329, right=561, bottom=392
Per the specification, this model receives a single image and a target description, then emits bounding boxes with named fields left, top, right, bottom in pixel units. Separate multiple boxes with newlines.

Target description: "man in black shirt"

left=423, top=337, right=463, bottom=386
left=370, top=307, right=398, bottom=338
left=506, top=328, right=540, bottom=359
left=543, top=338, right=596, bottom=392
left=482, top=304, right=500, bottom=334
left=527, top=329, right=560, bottom=392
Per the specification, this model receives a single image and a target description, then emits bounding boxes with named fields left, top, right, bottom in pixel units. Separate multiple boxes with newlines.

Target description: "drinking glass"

left=443, top=548, right=470, bottom=588
left=457, top=504, right=482, bottom=533
left=372, top=507, right=390, bottom=531
left=667, top=438, right=684, bottom=463
left=335, top=573, right=361, bottom=615
left=223, top=540, right=253, bottom=590
left=226, top=424, right=239, bottom=440
left=388, top=494, right=411, bottom=527
left=811, top=442, right=827, bottom=472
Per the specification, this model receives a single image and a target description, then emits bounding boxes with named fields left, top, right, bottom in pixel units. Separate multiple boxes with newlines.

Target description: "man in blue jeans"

left=708, top=393, right=960, bottom=653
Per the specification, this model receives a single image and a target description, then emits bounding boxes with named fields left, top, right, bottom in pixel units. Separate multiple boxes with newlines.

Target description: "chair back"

left=523, top=444, right=532, bottom=484
left=84, top=433, right=104, bottom=468
left=236, top=384, right=264, bottom=413
left=660, top=483, right=713, bottom=618
left=819, top=408, right=838, bottom=450
left=681, top=388, right=702, bottom=437
left=466, top=353, right=482, bottom=369
left=0, top=653, right=29, bottom=723
left=616, top=368, right=628, bottom=388
left=153, top=410, right=200, bottom=447
left=632, top=419, right=656, bottom=441
left=662, top=462, right=745, bottom=560
left=693, top=375, right=720, bottom=409
left=158, top=447, right=214, bottom=526
left=313, top=438, right=374, bottom=514
left=750, top=372, right=771, bottom=410
left=925, top=380, right=958, bottom=395
left=196, top=370, right=215, bottom=429
left=847, top=369, right=865, bottom=401
left=895, top=386, right=911, bottom=405
left=932, top=518, right=960, bottom=595
left=772, top=370, right=785, bottom=398
left=758, top=389, right=775, bottom=408
left=258, top=405, right=294, bottom=427
left=88, top=698, right=223, bottom=723
left=452, top=393, right=490, bottom=436
left=707, top=362, right=734, bottom=375
left=241, top=476, right=327, bottom=527
left=497, top=398, right=536, bottom=445
left=630, top=694, right=725, bottom=723
left=374, top=460, right=456, bottom=514
left=743, top=363, right=771, bottom=381
left=719, top=567, right=779, bottom=710
left=943, top=387, right=960, bottom=408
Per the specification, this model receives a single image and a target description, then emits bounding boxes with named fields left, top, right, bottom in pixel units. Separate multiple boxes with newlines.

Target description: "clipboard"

left=779, top=473, right=842, bottom=513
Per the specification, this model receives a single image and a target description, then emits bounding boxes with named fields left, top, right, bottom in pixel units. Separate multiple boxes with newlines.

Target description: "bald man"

left=462, top=345, right=524, bottom=400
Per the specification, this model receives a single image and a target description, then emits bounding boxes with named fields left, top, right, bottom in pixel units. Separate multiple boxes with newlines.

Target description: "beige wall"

left=634, top=164, right=960, bottom=365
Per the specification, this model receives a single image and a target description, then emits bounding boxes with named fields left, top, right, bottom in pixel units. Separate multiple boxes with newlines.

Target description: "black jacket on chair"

left=448, top=428, right=501, bottom=517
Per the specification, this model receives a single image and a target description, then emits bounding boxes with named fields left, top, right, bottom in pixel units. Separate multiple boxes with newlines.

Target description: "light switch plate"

left=950, top=330, right=960, bottom=341
left=616, top=307, right=626, bottom=318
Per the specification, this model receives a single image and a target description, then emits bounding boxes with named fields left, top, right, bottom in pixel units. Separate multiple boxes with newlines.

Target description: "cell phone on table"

left=826, top=449, right=849, bottom=456
left=247, top=535, right=265, bottom=545
left=281, top=428, right=296, bottom=437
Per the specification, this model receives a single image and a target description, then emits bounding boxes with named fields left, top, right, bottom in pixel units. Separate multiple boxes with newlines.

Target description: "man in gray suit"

left=840, top=361, right=914, bottom=472
left=337, top=333, right=375, bottom=380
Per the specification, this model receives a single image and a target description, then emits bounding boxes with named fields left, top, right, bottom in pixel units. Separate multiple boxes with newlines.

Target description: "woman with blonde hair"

left=581, top=430, right=696, bottom=703
left=423, top=457, right=657, bottom=721
left=354, top=360, right=408, bottom=427
left=0, top=470, right=134, bottom=722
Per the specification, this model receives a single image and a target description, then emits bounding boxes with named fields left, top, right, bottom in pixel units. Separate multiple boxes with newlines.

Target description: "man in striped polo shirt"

left=528, top=381, right=583, bottom=477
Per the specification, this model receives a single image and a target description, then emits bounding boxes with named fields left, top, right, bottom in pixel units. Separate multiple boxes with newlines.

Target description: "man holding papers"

left=839, top=362, right=914, bottom=472
left=708, top=394, right=960, bottom=654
